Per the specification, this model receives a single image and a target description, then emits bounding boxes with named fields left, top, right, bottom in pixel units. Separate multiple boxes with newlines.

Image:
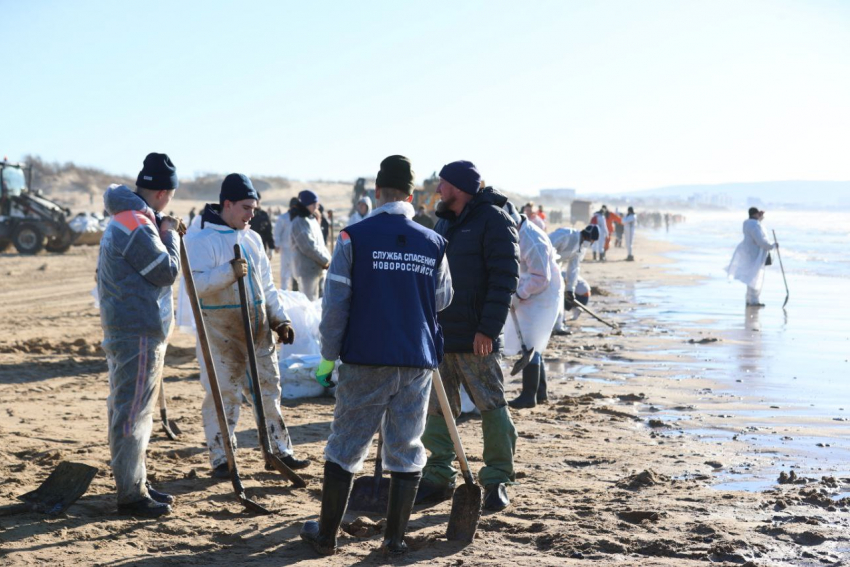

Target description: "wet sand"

left=1, top=226, right=849, bottom=566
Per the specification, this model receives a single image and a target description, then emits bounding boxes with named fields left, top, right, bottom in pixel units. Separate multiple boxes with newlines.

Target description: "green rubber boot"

left=417, top=414, right=457, bottom=504
left=478, top=405, right=518, bottom=487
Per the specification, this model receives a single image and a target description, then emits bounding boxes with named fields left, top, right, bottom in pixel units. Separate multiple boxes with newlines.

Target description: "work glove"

left=315, top=358, right=336, bottom=388
left=231, top=258, right=248, bottom=278
left=564, top=290, right=577, bottom=309
left=274, top=322, right=295, bottom=345
left=160, top=215, right=182, bottom=234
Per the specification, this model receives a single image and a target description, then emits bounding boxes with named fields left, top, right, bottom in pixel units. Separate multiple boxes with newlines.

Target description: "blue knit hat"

left=219, top=173, right=259, bottom=204
left=298, top=190, right=319, bottom=206
left=136, top=152, right=178, bottom=190
left=439, top=160, right=481, bottom=195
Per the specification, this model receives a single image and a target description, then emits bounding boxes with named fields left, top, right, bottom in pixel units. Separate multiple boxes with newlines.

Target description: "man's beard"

left=436, top=199, right=449, bottom=214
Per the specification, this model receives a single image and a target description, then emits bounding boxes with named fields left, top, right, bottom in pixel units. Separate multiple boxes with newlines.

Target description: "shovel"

left=509, top=305, right=534, bottom=376
left=347, top=432, right=390, bottom=513
left=432, top=368, right=482, bottom=542
left=0, top=461, right=98, bottom=516
left=571, top=301, right=620, bottom=331
left=158, top=374, right=182, bottom=440
left=233, top=245, right=306, bottom=488
left=772, top=230, right=790, bottom=309
left=180, top=236, right=271, bottom=515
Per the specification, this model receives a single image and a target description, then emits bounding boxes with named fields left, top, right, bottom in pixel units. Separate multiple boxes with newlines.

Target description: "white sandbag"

left=280, top=354, right=337, bottom=399
left=276, top=290, right=322, bottom=358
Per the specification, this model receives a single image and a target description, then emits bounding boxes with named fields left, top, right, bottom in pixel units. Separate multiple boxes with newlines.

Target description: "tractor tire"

left=12, top=223, right=45, bottom=255
left=0, top=239, right=10, bottom=253
left=45, top=230, right=74, bottom=253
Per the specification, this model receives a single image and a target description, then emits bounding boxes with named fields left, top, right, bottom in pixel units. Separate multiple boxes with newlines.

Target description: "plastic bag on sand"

left=280, top=354, right=338, bottom=399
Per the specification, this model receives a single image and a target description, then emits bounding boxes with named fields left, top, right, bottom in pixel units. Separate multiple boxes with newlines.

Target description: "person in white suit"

left=502, top=203, right=562, bottom=409
left=726, top=207, right=777, bottom=307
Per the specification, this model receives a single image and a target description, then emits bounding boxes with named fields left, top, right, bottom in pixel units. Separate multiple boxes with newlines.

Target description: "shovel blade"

left=264, top=454, right=307, bottom=488
left=18, top=461, right=98, bottom=515
left=446, top=483, right=482, bottom=542
left=510, top=347, right=535, bottom=376
left=348, top=476, right=390, bottom=514
left=237, top=493, right=273, bottom=515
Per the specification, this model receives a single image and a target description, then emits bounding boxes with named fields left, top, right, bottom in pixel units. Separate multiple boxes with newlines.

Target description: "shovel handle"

left=432, top=368, right=475, bottom=485
left=509, top=305, right=528, bottom=348
left=181, top=237, right=258, bottom=509
left=572, top=300, right=618, bottom=329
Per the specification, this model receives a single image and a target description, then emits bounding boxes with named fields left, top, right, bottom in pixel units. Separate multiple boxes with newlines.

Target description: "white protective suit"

left=590, top=212, right=608, bottom=256
left=273, top=211, right=295, bottom=290
left=346, top=196, right=372, bottom=227
left=549, top=227, right=588, bottom=293
left=623, top=212, right=636, bottom=257
left=504, top=219, right=563, bottom=354
left=184, top=212, right=295, bottom=468
left=726, top=218, right=776, bottom=304
left=290, top=212, right=332, bottom=300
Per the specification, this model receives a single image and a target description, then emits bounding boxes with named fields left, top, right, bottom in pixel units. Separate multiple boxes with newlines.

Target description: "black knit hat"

left=439, top=160, right=481, bottom=195
left=376, top=155, right=415, bottom=195
left=581, top=225, right=600, bottom=242
left=219, top=173, right=259, bottom=204
left=136, top=152, right=178, bottom=190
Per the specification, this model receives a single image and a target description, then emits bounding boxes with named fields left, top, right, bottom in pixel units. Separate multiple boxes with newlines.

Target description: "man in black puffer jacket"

left=417, top=160, right=520, bottom=511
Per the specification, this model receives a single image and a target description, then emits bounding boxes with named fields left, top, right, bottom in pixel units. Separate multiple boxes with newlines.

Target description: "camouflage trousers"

left=422, top=352, right=518, bottom=487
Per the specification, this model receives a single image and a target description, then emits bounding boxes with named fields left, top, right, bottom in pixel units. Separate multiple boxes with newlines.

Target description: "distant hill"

left=619, top=180, right=850, bottom=208
left=22, top=155, right=293, bottom=207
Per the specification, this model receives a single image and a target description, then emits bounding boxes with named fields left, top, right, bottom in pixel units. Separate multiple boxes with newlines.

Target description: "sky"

left=2, top=0, right=848, bottom=195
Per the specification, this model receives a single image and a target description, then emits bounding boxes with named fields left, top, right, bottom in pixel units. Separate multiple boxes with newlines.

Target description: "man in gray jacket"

left=290, top=190, right=332, bottom=300
left=97, top=153, right=182, bottom=518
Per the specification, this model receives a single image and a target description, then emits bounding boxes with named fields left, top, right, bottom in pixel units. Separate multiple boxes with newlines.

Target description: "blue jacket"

left=319, top=201, right=454, bottom=367
left=97, top=185, right=180, bottom=339
left=435, top=187, right=519, bottom=353
left=340, top=213, right=447, bottom=368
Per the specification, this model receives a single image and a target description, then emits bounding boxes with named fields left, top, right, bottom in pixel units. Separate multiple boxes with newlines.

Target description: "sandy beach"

left=1, top=213, right=849, bottom=566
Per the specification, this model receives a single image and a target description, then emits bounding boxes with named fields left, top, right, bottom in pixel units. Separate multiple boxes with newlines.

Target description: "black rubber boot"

left=592, top=251, right=597, bottom=261
left=145, top=481, right=174, bottom=505
left=508, top=363, right=540, bottom=409
left=117, top=496, right=172, bottom=518
left=381, top=471, right=421, bottom=555
left=300, top=461, right=354, bottom=556
left=536, top=363, right=548, bottom=404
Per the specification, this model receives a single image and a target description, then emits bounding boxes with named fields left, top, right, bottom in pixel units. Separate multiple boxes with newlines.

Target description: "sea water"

left=625, top=210, right=850, bottom=484
left=635, top=209, right=850, bottom=414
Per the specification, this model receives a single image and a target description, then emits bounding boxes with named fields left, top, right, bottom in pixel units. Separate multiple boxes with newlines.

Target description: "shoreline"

left=1, top=229, right=849, bottom=565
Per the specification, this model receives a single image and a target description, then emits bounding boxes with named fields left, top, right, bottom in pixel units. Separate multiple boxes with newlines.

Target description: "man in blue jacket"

left=301, top=156, right=453, bottom=556
left=416, top=160, right=520, bottom=511
left=97, top=153, right=182, bottom=517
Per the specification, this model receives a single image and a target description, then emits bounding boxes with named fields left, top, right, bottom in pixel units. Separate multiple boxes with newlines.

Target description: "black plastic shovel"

left=347, top=432, right=390, bottom=513
left=0, top=462, right=98, bottom=516
left=158, top=376, right=182, bottom=440
left=509, top=305, right=534, bottom=376
left=233, top=245, right=306, bottom=489
left=432, top=368, right=482, bottom=542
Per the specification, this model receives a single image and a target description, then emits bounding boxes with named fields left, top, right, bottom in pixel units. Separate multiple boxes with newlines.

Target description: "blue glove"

left=315, top=358, right=336, bottom=388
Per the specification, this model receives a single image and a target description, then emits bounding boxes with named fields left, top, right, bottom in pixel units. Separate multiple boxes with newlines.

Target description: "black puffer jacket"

left=435, top=187, right=520, bottom=353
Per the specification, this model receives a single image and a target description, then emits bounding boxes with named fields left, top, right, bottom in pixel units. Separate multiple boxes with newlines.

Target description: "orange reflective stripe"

left=113, top=210, right=153, bottom=232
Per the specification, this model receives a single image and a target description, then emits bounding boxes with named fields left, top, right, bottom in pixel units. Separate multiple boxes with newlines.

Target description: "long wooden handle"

left=180, top=237, right=244, bottom=494
left=432, top=368, right=475, bottom=484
